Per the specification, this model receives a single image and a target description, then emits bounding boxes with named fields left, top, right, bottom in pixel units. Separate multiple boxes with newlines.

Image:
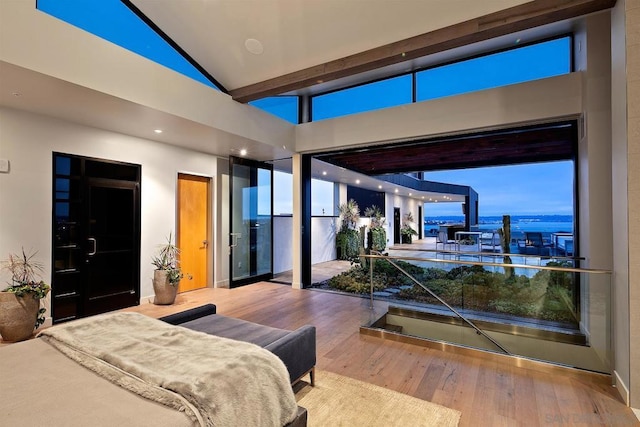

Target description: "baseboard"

left=215, top=280, right=230, bottom=289
left=613, top=370, right=630, bottom=406
left=141, top=294, right=156, bottom=304
left=633, top=408, right=640, bottom=422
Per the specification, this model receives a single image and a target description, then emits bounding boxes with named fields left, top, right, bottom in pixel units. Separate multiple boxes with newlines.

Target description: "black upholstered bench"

left=160, top=304, right=316, bottom=386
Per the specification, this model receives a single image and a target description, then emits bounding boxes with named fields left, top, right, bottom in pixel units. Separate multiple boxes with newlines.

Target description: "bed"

left=0, top=312, right=307, bottom=427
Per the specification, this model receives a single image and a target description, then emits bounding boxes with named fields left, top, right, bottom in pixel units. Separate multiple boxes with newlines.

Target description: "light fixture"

left=322, top=171, right=327, bottom=176
left=240, top=149, right=247, bottom=156
left=409, top=193, right=412, bottom=196
left=378, top=185, right=382, bottom=189
left=154, top=129, right=163, bottom=134
left=394, top=189, right=398, bottom=193
left=244, top=38, right=264, bottom=55
left=355, top=179, right=360, bottom=184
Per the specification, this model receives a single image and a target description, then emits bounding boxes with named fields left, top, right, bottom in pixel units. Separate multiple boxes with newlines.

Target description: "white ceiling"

left=0, top=0, right=583, bottom=201
left=128, top=0, right=532, bottom=91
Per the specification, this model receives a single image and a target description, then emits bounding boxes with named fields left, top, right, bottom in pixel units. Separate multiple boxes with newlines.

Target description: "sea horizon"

left=424, top=214, right=573, bottom=236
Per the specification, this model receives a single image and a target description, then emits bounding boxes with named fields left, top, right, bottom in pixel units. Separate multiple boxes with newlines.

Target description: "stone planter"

left=0, top=292, right=39, bottom=342
left=153, top=270, right=178, bottom=305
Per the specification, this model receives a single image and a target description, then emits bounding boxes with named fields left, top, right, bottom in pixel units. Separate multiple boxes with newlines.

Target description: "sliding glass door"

left=229, top=156, right=273, bottom=287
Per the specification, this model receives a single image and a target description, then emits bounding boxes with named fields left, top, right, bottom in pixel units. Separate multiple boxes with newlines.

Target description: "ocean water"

left=425, top=215, right=573, bottom=239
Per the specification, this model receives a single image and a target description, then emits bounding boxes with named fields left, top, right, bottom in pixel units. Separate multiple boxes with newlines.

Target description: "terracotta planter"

left=0, top=292, right=39, bottom=342
left=153, top=270, right=178, bottom=305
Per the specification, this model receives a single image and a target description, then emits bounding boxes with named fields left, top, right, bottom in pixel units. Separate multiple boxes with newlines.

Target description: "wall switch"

left=0, top=159, right=9, bottom=173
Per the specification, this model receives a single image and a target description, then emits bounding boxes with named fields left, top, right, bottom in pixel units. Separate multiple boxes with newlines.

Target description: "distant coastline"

left=424, top=214, right=573, bottom=236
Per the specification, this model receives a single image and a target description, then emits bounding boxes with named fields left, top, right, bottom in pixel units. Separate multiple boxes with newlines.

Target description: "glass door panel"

left=230, top=157, right=272, bottom=287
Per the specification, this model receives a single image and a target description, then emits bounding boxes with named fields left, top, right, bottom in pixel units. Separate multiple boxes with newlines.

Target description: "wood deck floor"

left=127, top=282, right=639, bottom=427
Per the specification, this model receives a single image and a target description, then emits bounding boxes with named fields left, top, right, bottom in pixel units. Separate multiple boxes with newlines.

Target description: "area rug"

left=295, top=370, right=461, bottom=427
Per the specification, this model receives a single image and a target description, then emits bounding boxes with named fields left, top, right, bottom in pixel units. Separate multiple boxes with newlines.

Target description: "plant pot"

left=401, top=234, right=413, bottom=244
left=0, top=292, right=39, bottom=342
left=153, top=270, right=178, bottom=305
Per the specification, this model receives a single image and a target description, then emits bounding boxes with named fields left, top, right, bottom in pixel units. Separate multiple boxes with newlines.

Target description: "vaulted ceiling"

left=125, top=0, right=616, bottom=102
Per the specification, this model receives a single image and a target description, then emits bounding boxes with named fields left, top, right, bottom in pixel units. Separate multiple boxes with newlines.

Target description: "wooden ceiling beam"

left=229, top=0, right=616, bottom=103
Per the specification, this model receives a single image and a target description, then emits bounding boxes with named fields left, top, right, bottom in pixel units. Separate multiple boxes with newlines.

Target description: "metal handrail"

left=368, top=251, right=512, bottom=355
left=391, top=246, right=586, bottom=263
left=366, top=253, right=611, bottom=274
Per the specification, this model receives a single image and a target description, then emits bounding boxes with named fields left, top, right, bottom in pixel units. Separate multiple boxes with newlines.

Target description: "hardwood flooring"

left=127, top=282, right=639, bottom=427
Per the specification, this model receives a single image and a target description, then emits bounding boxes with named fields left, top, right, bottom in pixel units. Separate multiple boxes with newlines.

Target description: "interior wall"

left=622, top=0, right=640, bottom=410
left=611, top=0, right=631, bottom=405
left=295, top=72, right=582, bottom=153
left=0, top=108, right=225, bottom=313
left=214, top=157, right=229, bottom=288
left=0, top=0, right=294, bottom=151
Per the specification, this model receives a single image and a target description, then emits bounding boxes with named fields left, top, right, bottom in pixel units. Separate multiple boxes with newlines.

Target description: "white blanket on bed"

left=39, top=312, right=298, bottom=427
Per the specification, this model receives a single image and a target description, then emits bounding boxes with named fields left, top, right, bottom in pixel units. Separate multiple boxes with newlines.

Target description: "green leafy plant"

left=151, top=232, right=184, bottom=286
left=337, top=200, right=362, bottom=260
left=364, top=205, right=387, bottom=251
left=338, top=199, right=360, bottom=232
left=1, top=248, right=50, bottom=328
left=400, top=212, right=417, bottom=243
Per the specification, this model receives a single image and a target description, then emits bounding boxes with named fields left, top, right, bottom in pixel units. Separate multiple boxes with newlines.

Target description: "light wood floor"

left=127, top=282, right=639, bottom=427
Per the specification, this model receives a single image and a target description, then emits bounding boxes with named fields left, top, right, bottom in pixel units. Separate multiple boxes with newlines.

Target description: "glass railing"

left=353, top=251, right=611, bottom=373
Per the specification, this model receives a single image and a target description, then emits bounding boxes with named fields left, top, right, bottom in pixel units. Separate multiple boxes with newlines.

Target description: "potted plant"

left=364, top=205, right=386, bottom=252
left=336, top=199, right=361, bottom=260
left=151, top=232, right=184, bottom=305
left=400, top=212, right=418, bottom=244
left=0, top=248, right=50, bottom=342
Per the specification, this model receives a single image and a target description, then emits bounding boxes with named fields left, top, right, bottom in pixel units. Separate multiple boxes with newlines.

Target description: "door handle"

left=87, top=237, right=97, bottom=256
left=202, top=240, right=209, bottom=249
left=229, top=233, right=242, bottom=249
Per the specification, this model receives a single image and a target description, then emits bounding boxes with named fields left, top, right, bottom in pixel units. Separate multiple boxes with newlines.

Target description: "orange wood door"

left=177, top=174, right=210, bottom=292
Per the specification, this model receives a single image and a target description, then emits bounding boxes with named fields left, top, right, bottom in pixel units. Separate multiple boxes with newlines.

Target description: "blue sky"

left=423, top=161, right=574, bottom=217
left=38, top=2, right=575, bottom=217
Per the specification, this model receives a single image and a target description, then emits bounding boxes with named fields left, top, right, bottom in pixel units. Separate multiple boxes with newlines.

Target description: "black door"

left=229, top=156, right=273, bottom=287
left=418, top=206, right=423, bottom=239
left=52, top=153, right=140, bottom=323
left=393, top=207, right=401, bottom=244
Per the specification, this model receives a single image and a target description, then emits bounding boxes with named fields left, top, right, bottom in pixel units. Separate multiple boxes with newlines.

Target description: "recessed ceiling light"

left=355, top=179, right=360, bottom=184
left=409, top=193, right=412, bottom=196
left=394, top=189, right=398, bottom=193
left=240, top=149, right=247, bottom=156
left=378, top=185, right=382, bottom=189
left=322, top=171, right=327, bottom=176
left=245, top=38, right=264, bottom=55
left=154, top=129, right=163, bottom=134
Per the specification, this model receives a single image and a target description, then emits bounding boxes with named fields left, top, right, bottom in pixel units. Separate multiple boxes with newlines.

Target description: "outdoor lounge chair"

left=436, top=230, right=456, bottom=250
left=517, top=232, right=552, bottom=256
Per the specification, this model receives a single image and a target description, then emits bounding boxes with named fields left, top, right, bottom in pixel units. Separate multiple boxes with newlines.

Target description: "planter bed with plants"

left=312, top=259, right=578, bottom=327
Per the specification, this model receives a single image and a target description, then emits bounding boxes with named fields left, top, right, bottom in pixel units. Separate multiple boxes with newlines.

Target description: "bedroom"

left=1, top=0, right=639, bottom=424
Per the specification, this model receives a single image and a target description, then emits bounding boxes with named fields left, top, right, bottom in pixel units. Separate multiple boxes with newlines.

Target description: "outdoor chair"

left=436, top=230, right=456, bottom=251
left=479, top=232, right=501, bottom=252
left=517, top=232, right=552, bottom=256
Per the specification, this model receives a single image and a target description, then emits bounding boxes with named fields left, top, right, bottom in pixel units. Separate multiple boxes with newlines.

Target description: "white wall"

left=385, top=194, right=422, bottom=243
left=312, top=217, right=338, bottom=264
left=0, top=0, right=294, bottom=152
left=273, top=216, right=293, bottom=274
left=295, top=73, right=582, bottom=153
left=0, top=108, right=229, bottom=312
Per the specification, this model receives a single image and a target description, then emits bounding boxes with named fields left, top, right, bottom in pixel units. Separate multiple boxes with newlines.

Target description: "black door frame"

left=393, top=207, right=401, bottom=244
left=229, top=156, right=274, bottom=288
left=51, top=152, right=141, bottom=323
